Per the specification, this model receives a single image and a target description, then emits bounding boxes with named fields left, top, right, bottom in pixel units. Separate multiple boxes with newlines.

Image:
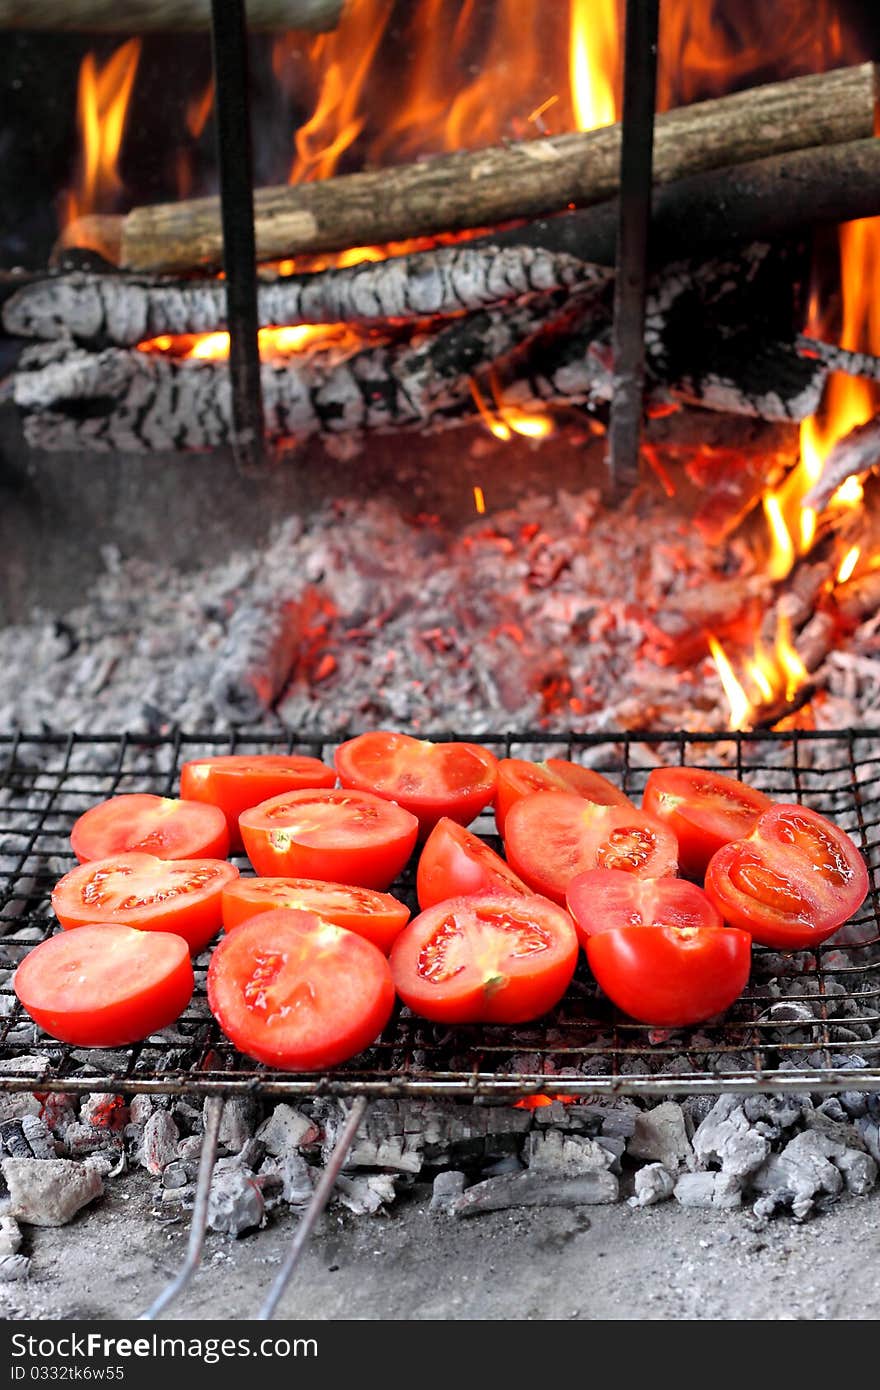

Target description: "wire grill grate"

left=1, top=730, right=879, bottom=1099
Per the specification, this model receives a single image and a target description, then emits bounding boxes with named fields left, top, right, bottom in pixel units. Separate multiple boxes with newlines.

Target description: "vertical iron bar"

left=210, top=0, right=265, bottom=473
left=608, top=0, right=660, bottom=496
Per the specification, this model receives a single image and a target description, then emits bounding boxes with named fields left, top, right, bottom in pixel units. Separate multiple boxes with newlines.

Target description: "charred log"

left=2, top=245, right=608, bottom=348
left=0, top=1, right=344, bottom=30
left=60, top=64, right=879, bottom=272
left=803, top=415, right=880, bottom=511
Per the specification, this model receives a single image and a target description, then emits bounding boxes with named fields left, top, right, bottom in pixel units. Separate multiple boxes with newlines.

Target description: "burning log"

left=0, top=1, right=344, bottom=30
left=802, top=415, right=880, bottom=512
left=60, top=64, right=878, bottom=273
left=835, top=570, right=880, bottom=624
left=2, top=245, right=608, bottom=348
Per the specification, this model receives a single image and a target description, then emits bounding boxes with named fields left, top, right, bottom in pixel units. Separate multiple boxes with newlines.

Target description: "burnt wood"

left=0, top=1, right=344, bottom=29
left=58, top=64, right=878, bottom=273
left=803, top=415, right=880, bottom=512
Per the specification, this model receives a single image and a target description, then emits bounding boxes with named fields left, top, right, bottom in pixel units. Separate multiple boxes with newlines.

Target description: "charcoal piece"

left=691, top=1096, right=772, bottom=1178
left=141, top=1110, right=180, bottom=1176
left=0, top=1216, right=22, bottom=1256
left=631, top=1163, right=676, bottom=1207
left=429, top=1170, right=466, bottom=1214
left=0, top=1254, right=30, bottom=1282
left=335, top=1173, right=397, bottom=1215
left=2, top=1157, right=103, bottom=1227
left=452, top=1168, right=618, bottom=1215
left=206, top=1167, right=264, bottom=1237
left=256, top=1103, right=320, bottom=1156
left=259, top=1153, right=315, bottom=1207
left=627, top=1102, right=693, bottom=1173
left=216, top=1096, right=259, bottom=1155
left=673, top=1172, right=742, bottom=1209
left=526, top=1130, right=616, bottom=1176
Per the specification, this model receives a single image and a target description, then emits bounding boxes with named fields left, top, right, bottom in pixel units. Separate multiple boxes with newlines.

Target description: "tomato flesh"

left=494, top=757, right=630, bottom=834
left=704, top=803, right=868, bottom=948
left=504, top=791, right=678, bottom=905
left=335, top=732, right=498, bottom=835
left=52, top=853, right=239, bottom=952
left=642, top=766, right=772, bottom=878
left=180, top=754, right=336, bottom=850
left=70, top=793, right=229, bottom=864
left=14, top=924, right=194, bottom=1046
left=416, top=817, right=530, bottom=910
left=222, top=877, right=410, bottom=954
left=390, top=892, right=579, bottom=1024
left=566, top=868, right=722, bottom=947
left=207, top=909, right=395, bottom=1070
left=586, top=922, right=752, bottom=1026
left=239, top=788, right=418, bottom=889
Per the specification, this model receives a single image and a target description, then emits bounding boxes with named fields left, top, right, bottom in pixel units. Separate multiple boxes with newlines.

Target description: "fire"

left=473, top=486, right=487, bottom=515
left=61, top=39, right=141, bottom=229
left=837, top=545, right=861, bottom=585
left=469, top=375, right=555, bottom=443
left=137, top=323, right=361, bottom=363
left=708, top=635, right=751, bottom=732
left=569, top=0, right=619, bottom=131
left=710, top=612, right=810, bottom=731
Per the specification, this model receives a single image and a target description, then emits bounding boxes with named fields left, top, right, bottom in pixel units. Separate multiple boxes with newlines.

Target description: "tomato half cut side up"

left=52, top=853, right=239, bottom=952
left=239, top=788, right=418, bottom=890
left=390, top=893, right=579, bottom=1024
left=704, top=802, right=869, bottom=949
left=566, top=869, right=722, bottom=948
left=586, top=922, right=752, bottom=1027
left=642, top=767, right=773, bottom=878
left=335, top=731, right=498, bottom=835
left=494, top=757, right=631, bottom=834
left=504, top=792, right=678, bottom=905
left=70, top=794, right=229, bottom=864
left=180, top=754, right=336, bottom=851
left=207, top=909, right=395, bottom=1071
left=14, top=925, right=194, bottom=1047
left=221, top=877, right=410, bottom=954
left=416, top=817, right=531, bottom=910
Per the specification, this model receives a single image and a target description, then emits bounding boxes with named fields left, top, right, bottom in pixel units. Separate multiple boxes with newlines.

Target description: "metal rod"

left=608, top=0, right=660, bottom=496
left=258, top=1097, right=369, bottom=1321
left=209, top=0, right=265, bottom=473
left=140, top=1096, right=225, bottom=1321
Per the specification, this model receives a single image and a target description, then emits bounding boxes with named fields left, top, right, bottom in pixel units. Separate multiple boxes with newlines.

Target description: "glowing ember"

left=837, top=545, right=861, bottom=585
left=137, top=323, right=363, bottom=362
left=514, top=1094, right=577, bottom=1111
left=473, top=486, right=487, bottom=515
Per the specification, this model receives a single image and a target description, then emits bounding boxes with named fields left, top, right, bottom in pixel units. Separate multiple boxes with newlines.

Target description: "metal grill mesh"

left=1, top=730, right=878, bottom=1099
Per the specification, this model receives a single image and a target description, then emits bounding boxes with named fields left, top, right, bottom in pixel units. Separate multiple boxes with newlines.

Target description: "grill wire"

left=1, top=730, right=878, bottom=1100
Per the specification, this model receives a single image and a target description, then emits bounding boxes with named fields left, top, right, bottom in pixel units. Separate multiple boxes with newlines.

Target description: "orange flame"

left=137, top=323, right=362, bottom=363
left=61, top=39, right=141, bottom=227
left=710, top=607, right=812, bottom=731
left=570, top=0, right=619, bottom=130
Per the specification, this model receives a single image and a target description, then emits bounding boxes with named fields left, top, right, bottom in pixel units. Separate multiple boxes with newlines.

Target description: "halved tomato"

left=494, top=757, right=630, bottom=834
left=416, top=817, right=530, bottom=910
left=586, top=921, right=752, bottom=1026
left=222, top=877, right=410, bottom=954
left=70, top=794, right=229, bottom=864
left=504, top=792, right=678, bottom=905
left=704, top=802, right=869, bottom=949
left=180, top=754, right=336, bottom=850
left=335, top=732, right=498, bottom=835
left=642, top=767, right=772, bottom=878
left=207, top=909, right=395, bottom=1070
left=566, top=869, right=722, bottom=948
left=14, top=924, right=194, bottom=1047
left=52, top=853, right=239, bottom=952
left=239, top=788, right=418, bottom=889
left=391, top=893, right=578, bottom=1024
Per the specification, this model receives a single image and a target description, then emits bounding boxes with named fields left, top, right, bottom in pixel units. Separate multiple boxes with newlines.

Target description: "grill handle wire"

left=259, top=1096, right=370, bottom=1321
left=141, top=1096, right=225, bottom=1321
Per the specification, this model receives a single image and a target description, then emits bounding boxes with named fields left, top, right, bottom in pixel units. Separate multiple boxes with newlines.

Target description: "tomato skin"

left=70, top=794, right=229, bottom=864
left=180, top=754, right=336, bottom=851
left=566, top=869, right=722, bottom=948
left=240, top=788, right=418, bottom=889
left=14, top=925, right=194, bottom=1046
left=207, top=909, right=395, bottom=1070
left=704, top=802, right=869, bottom=949
left=494, top=758, right=630, bottom=834
left=334, top=731, right=498, bottom=835
left=390, top=893, right=579, bottom=1024
left=504, top=791, right=678, bottom=905
left=416, top=817, right=530, bottom=910
left=52, top=853, right=239, bottom=952
left=221, top=877, right=410, bottom=954
left=642, top=767, right=772, bottom=878
left=586, top=923, right=752, bottom=1026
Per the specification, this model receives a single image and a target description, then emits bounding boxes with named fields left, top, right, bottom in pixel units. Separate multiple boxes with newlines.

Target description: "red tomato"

left=704, top=803, right=869, bottom=949
left=221, top=877, right=410, bottom=954
left=180, top=754, right=336, bottom=850
left=52, top=853, right=239, bottom=952
left=207, top=909, right=395, bottom=1070
left=586, top=921, right=752, bottom=1026
left=504, top=792, right=678, bottom=905
left=334, top=732, right=498, bottom=835
left=390, top=893, right=579, bottom=1024
left=642, top=767, right=772, bottom=878
left=239, top=788, right=418, bottom=889
left=70, top=794, right=229, bottom=864
left=566, top=869, right=722, bottom=948
left=494, top=757, right=631, bottom=834
left=14, top=924, right=194, bottom=1047
left=416, top=817, right=530, bottom=910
